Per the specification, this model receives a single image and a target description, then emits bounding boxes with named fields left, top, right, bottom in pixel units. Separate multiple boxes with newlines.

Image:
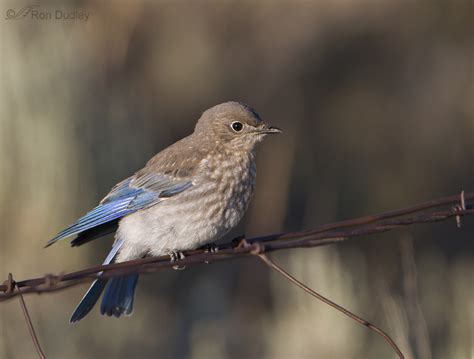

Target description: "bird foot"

left=169, top=251, right=186, bottom=270
left=202, top=243, right=219, bottom=254
left=201, top=243, right=219, bottom=264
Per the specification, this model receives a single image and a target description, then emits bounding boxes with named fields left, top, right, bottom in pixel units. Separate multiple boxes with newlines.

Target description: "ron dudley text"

left=32, top=9, right=89, bottom=21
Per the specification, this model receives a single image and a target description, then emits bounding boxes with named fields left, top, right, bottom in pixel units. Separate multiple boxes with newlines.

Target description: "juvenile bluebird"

left=47, top=101, right=281, bottom=322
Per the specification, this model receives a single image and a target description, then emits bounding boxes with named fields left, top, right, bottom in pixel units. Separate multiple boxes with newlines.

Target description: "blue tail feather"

left=100, top=274, right=139, bottom=317
left=69, top=278, right=107, bottom=323
left=69, top=240, right=131, bottom=322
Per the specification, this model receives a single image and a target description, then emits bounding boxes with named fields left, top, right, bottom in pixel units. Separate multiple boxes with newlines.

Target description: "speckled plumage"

left=48, top=101, right=281, bottom=322
left=117, top=147, right=257, bottom=261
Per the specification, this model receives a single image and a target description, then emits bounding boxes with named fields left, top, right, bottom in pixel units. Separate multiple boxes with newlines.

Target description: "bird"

left=46, top=101, right=282, bottom=323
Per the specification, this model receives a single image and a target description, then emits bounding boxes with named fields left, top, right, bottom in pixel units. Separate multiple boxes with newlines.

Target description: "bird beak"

left=259, top=123, right=283, bottom=134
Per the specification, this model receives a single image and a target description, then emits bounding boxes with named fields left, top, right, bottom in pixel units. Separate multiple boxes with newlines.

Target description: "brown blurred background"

left=1, top=1, right=473, bottom=358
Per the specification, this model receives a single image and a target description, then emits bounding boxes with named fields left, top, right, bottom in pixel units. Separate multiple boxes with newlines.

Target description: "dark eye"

left=231, top=121, right=244, bottom=132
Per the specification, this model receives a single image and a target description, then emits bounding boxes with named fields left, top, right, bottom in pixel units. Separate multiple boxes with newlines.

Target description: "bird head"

left=195, top=102, right=282, bottom=152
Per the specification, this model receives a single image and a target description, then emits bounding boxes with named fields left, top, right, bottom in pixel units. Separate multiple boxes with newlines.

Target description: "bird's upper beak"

left=259, top=123, right=283, bottom=134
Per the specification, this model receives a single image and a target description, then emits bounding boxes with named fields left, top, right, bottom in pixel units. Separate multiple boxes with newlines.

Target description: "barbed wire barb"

left=455, top=190, right=466, bottom=228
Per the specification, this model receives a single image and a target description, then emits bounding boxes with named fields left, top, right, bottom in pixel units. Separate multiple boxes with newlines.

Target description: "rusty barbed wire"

left=1, top=191, right=472, bottom=359
left=1, top=191, right=472, bottom=299
left=256, top=253, right=406, bottom=359
left=15, top=280, right=46, bottom=359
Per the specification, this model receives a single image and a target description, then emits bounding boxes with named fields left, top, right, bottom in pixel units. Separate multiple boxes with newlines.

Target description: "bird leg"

left=169, top=251, right=186, bottom=270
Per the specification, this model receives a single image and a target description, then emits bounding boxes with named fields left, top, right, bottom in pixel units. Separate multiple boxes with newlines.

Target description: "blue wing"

left=46, top=174, right=193, bottom=247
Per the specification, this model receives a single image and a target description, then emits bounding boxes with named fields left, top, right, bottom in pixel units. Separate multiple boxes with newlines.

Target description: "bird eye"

left=231, top=121, right=244, bottom=132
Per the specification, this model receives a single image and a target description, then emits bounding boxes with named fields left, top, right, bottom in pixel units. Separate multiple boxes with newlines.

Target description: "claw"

left=202, top=243, right=219, bottom=264
left=169, top=251, right=186, bottom=270
left=203, top=243, right=219, bottom=254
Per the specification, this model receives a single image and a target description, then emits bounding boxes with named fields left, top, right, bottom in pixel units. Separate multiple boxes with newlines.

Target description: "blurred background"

left=1, top=1, right=473, bottom=358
